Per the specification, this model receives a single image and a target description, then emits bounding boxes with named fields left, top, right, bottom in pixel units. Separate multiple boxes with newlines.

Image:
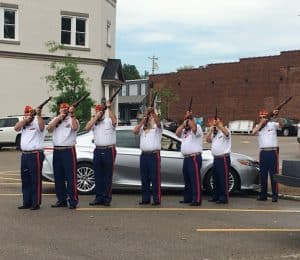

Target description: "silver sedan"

left=42, top=126, right=260, bottom=194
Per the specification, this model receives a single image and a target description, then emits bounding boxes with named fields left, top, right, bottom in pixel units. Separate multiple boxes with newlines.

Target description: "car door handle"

left=0, top=129, right=3, bottom=131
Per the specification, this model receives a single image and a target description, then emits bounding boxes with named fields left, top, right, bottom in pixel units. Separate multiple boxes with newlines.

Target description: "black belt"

left=22, top=150, right=43, bottom=154
left=96, top=145, right=114, bottom=149
left=184, top=152, right=202, bottom=158
left=261, top=147, right=277, bottom=151
left=54, top=146, right=73, bottom=150
left=142, top=150, right=160, bottom=154
left=214, top=153, right=230, bottom=158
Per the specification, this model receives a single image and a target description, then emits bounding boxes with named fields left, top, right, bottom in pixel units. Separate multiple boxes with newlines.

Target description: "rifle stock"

left=98, top=86, right=122, bottom=121
left=259, top=96, right=293, bottom=131
left=143, top=92, right=158, bottom=129
left=184, top=97, right=193, bottom=131
left=213, top=107, right=218, bottom=137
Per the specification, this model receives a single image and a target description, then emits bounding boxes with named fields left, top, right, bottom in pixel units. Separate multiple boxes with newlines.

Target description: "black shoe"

left=89, top=200, right=104, bottom=206
left=30, top=205, right=40, bottom=210
left=190, top=202, right=201, bottom=206
left=256, top=197, right=267, bottom=201
left=272, top=198, right=278, bottom=203
left=179, top=200, right=191, bottom=204
left=51, top=201, right=68, bottom=208
left=216, top=200, right=228, bottom=204
left=18, top=205, right=31, bottom=209
left=69, top=205, right=77, bottom=209
left=151, top=202, right=161, bottom=206
left=208, top=198, right=218, bottom=202
left=103, top=202, right=110, bottom=207
left=139, top=201, right=150, bottom=205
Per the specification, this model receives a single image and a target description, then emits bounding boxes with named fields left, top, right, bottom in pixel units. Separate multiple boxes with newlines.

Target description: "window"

left=141, top=83, right=146, bottom=95
left=121, top=85, right=127, bottom=96
left=0, top=5, right=18, bottom=41
left=116, top=130, right=140, bottom=148
left=106, top=20, right=111, bottom=47
left=129, top=84, right=138, bottom=96
left=61, top=15, right=88, bottom=47
left=161, top=135, right=181, bottom=151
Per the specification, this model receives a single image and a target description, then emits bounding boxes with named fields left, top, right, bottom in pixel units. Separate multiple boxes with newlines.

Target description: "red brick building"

left=149, top=50, right=300, bottom=125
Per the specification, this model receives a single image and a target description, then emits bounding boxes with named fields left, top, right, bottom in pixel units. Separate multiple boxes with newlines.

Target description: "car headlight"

left=237, top=159, right=259, bottom=168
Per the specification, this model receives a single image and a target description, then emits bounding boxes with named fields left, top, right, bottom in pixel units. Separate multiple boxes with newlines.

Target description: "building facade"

left=0, top=0, right=118, bottom=116
left=118, top=79, right=149, bottom=124
left=149, top=50, right=300, bottom=125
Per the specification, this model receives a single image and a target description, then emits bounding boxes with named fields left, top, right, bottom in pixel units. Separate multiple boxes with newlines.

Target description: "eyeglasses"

left=259, top=116, right=266, bottom=119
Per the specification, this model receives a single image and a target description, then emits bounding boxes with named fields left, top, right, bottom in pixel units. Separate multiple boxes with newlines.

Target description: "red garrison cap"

left=95, top=104, right=103, bottom=112
left=259, top=109, right=268, bottom=116
left=60, top=103, right=70, bottom=109
left=24, top=105, right=33, bottom=114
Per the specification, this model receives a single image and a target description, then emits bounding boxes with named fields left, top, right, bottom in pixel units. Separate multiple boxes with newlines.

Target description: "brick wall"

left=150, top=50, right=300, bottom=125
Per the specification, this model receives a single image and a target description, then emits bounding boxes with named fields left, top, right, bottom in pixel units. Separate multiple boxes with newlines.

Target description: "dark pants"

left=212, top=155, right=231, bottom=202
left=259, top=149, right=279, bottom=199
left=140, top=151, right=161, bottom=203
left=53, top=147, right=78, bottom=207
left=93, top=147, right=116, bottom=203
left=20, top=151, right=44, bottom=207
left=182, top=154, right=202, bottom=203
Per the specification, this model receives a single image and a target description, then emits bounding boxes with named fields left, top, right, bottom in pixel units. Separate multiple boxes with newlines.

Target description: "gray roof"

left=118, top=95, right=146, bottom=104
left=102, top=59, right=125, bottom=83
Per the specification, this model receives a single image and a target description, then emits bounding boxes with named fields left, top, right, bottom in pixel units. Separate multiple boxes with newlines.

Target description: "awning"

left=118, top=95, right=146, bottom=104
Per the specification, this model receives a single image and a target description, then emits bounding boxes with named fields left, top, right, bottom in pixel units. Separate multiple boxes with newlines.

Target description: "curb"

left=278, top=193, right=300, bottom=201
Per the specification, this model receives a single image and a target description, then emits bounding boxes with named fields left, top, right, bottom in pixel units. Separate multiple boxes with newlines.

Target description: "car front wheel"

left=204, top=168, right=240, bottom=194
left=77, top=162, right=95, bottom=194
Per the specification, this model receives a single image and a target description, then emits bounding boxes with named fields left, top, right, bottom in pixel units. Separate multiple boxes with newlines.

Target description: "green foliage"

left=44, top=41, right=94, bottom=127
left=122, top=64, right=141, bottom=80
left=153, top=86, right=179, bottom=120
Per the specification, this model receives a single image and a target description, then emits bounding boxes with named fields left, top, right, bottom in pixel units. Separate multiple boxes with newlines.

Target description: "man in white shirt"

left=14, top=105, right=45, bottom=210
left=176, top=111, right=203, bottom=206
left=206, top=117, right=231, bottom=204
left=86, top=102, right=117, bottom=207
left=133, top=107, right=162, bottom=206
left=47, top=103, right=79, bottom=209
left=252, top=109, right=280, bottom=202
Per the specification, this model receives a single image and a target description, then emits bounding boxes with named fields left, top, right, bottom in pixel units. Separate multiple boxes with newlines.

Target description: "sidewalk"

left=276, top=184, right=300, bottom=201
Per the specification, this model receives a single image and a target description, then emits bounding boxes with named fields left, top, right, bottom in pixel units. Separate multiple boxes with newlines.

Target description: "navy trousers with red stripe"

left=93, top=147, right=116, bottom=203
left=21, top=151, right=44, bottom=207
left=259, top=150, right=279, bottom=199
left=182, top=154, right=202, bottom=204
left=140, top=152, right=161, bottom=203
left=53, top=147, right=78, bottom=207
left=212, top=155, right=230, bottom=203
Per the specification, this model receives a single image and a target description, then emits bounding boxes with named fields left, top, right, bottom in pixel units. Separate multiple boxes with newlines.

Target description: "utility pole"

left=148, top=55, right=159, bottom=74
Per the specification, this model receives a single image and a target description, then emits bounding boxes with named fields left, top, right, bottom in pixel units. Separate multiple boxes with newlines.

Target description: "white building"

left=0, top=0, right=123, bottom=116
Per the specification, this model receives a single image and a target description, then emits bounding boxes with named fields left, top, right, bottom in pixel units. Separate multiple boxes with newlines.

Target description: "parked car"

left=0, top=115, right=51, bottom=149
left=42, top=126, right=260, bottom=195
left=274, top=117, right=299, bottom=136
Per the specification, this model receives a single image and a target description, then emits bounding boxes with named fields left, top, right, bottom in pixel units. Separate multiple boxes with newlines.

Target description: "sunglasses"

left=259, top=116, right=266, bottom=119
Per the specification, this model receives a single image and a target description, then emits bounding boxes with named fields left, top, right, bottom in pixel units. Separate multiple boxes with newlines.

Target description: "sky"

left=116, top=0, right=300, bottom=75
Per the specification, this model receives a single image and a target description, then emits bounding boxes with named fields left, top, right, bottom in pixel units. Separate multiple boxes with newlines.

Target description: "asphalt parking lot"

left=0, top=135, right=300, bottom=260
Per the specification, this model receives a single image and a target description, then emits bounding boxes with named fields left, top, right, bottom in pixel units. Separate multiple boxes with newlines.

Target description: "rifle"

left=58, top=93, right=90, bottom=124
left=143, top=91, right=158, bottom=130
left=213, top=107, right=218, bottom=137
left=25, top=96, right=52, bottom=126
left=97, top=86, right=122, bottom=121
left=184, top=97, right=193, bottom=131
left=258, top=96, right=293, bottom=131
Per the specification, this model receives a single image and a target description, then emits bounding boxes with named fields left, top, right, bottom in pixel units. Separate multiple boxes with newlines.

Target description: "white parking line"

left=196, top=228, right=300, bottom=232
left=0, top=177, right=21, bottom=181
left=0, top=170, right=19, bottom=174
left=76, top=208, right=300, bottom=213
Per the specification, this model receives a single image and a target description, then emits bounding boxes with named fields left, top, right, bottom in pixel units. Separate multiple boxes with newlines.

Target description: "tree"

left=45, top=41, right=94, bottom=127
left=153, top=86, right=179, bottom=120
left=122, top=64, right=141, bottom=80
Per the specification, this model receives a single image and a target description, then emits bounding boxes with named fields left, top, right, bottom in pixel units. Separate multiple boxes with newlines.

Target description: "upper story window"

left=0, top=4, right=18, bottom=41
left=60, top=11, right=89, bottom=48
left=129, top=84, right=138, bottom=96
left=121, top=85, right=127, bottom=96
left=106, top=20, right=111, bottom=47
left=140, top=83, right=146, bottom=95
